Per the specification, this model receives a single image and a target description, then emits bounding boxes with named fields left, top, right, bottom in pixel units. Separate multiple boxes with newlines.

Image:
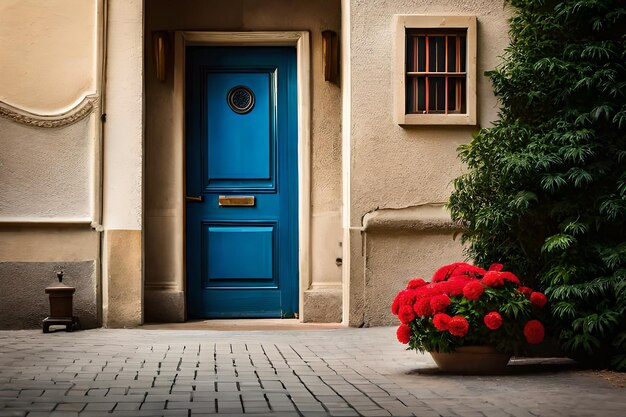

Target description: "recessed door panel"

left=204, top=224, right=275, bottom=283
left=205, top=71, right=273, bottom=182
left=186, top=46, right=298, bottom=319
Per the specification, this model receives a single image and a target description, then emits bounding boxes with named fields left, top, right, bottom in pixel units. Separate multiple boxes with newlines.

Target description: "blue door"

left=185, top=46, right=298, bottom=318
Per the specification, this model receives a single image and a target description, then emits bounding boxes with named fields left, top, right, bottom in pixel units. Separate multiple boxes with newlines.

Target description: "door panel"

left=205, top=71, right=273, bottom=182
left=186, top=46, right=298, bottom=319
left=204, top=224, right=275, bottom=282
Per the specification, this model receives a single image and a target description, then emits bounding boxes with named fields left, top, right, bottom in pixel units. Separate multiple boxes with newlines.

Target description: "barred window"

left=393, top=16, right=476, bottom=125
left=406, top=29, right=467, bottom=114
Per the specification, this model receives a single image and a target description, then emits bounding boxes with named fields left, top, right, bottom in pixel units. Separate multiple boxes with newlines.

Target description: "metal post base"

left=42, top=316, right=81, bottom=333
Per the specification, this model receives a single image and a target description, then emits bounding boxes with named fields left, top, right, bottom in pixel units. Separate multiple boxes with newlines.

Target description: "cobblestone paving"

left=0, top=327, right=624, bottom=417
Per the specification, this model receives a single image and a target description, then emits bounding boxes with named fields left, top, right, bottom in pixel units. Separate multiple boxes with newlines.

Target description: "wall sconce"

left=153, top=31, right=168, bottom=82
left=322, top=30, right=339, bottom=84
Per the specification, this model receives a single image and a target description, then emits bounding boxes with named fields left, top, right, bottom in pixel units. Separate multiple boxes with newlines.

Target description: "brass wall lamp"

left=153, top=31, right=168, bottom=82
left=322, top=30, right=339, bottom=84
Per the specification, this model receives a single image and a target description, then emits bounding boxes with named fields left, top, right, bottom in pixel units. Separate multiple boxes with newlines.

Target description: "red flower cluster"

left=397, top=323, right=412, bottom=344
left=432, top=262, right=486, bottom=282
left=482, top=271, right=505, bottom=287
left=517, top=287, right=548, bottom=309
left=482, top=270, right=521, bottom=287
left=523, top=320, right=545, bottom=344
left=393, top=262, right=548, bottom=352
left=432, top=313, right=451, bottom=330
left=488, top=263, right=504, bottom=272
left=463, top=281, right=484, bottom=300
left=407, top=278, right=427, bottom=289
left=500, top=272, right=521, bottom=285
left=448, top=316, right=469, bottom=337
left=484, top=311, right=503, bottom=330
left=398, top=305, right=415, bottom=324
left=391, top=289, right=415, bottom=315
left=430, top=294, right=451, bottom=313
left=530, top=292, right=548, bottom=308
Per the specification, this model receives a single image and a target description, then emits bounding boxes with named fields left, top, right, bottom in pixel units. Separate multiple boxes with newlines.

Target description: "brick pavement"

left=0, top=327, right=624, bottom=417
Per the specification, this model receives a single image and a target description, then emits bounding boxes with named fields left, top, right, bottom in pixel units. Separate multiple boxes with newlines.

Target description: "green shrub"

left=448, top=0, right=626, bottom=369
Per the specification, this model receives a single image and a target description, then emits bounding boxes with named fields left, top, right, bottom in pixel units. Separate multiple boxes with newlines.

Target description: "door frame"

left=174, top=31, right=311, bottom=321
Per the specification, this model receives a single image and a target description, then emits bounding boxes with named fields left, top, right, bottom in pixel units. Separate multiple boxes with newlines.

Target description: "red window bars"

left=406, top=29, right=467, bottom=114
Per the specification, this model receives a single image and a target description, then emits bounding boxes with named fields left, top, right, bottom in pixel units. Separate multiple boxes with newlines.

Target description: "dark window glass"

left=406, top=28, right=467, bottom=115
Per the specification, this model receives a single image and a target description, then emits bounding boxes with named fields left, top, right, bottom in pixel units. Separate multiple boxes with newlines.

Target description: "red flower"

left=482, top=271, right=505, bottom=287
left=530, top=292, right=547, bottom=308
left=402, top=289, right=417, bottom=305
left=413, top=298, right=432, bottom=317
left=484, top=312, right=503, bottom=330
left=500, top=271, right=521, bottom=285
left=448, top=316, right=469, bottom=337
left=392, top=289, right=416, bottom=310
left=463, top=281, right=485, bottom=300
left=391, top=297, right=400, bottom=315
left=454, top=263, right=487, bottom=278
left=430, top=294, right=451, bottom=313
left=432, top=263, right=462, bottom=282
left=396, top=324, right=412, bottom=344
left=391, top=290, right=413, bottom=314
left=488, top=263, right=504, bottom=271
left=523, top=320, right=545, bottom=344
left=398, top=305, right=416, bottom=324
left=407, top=278, right=427, bottom=289
left=432, top=313, right=451, bottom=331
left=414, top=286, right=435, bottom=299
left=518, top=286, right=533, bottom=297
left=432, top=262, right=487, bottom=282
left=445, top=276, right=474, bottom=296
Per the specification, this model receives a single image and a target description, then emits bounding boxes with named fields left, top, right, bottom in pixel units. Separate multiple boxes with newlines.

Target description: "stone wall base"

left=303, top=287, right=342, bottom=323
left=0, top=261, right=98, bottom=330
left=144, top=289, right=185, bottom=323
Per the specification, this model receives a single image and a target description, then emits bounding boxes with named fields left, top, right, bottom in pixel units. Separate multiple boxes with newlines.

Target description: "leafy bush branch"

left=448, top=0, right=626, bottom=369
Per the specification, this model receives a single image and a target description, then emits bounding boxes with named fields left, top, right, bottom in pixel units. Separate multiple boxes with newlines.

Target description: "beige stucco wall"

left=0, top=228, right=100, bottom=329
left=347, top=0, right=511, bottom=326
left=0, top=0, right=98, bottom=114
left=0, top=117, right=97, bottom=221
left=0, top=0, right=103, bottom=329
left=0, top=0, right=512, bottom=328
left=102, top=0, right=144, bottom=327
left=0, top=0, right=102, bottom=223
left=0, top=227, right=98, bottom=262
left=103, top=0, right=144, bottom=232
left=143, top=0, right=343, bottom=322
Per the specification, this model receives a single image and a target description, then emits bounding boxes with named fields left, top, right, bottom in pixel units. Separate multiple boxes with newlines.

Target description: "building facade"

left=0, top=0, right=511, bottom=329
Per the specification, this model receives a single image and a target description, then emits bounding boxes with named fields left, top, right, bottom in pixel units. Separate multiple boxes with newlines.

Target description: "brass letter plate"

left=218, top=195, right=255, bottom=207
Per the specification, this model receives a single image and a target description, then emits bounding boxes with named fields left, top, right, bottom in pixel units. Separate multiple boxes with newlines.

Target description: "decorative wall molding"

left=0, top=218, right=94, bottom=226
left=0, top=95, right=99, bottom=128
left=362, top=204, right=463, bottom=234
left=145, top=282, right=180, bottom=291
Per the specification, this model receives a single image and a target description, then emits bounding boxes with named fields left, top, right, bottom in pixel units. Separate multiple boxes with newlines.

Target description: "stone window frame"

left=393, top=15, right=477, bottom=125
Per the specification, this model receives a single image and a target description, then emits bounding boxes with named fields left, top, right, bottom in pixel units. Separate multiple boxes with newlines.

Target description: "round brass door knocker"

left=227, top=85, right=255, bottom=114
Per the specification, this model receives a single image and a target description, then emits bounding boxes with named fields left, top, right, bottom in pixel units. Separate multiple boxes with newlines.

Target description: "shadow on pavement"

left=407, top=357, right=581, bottom=376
